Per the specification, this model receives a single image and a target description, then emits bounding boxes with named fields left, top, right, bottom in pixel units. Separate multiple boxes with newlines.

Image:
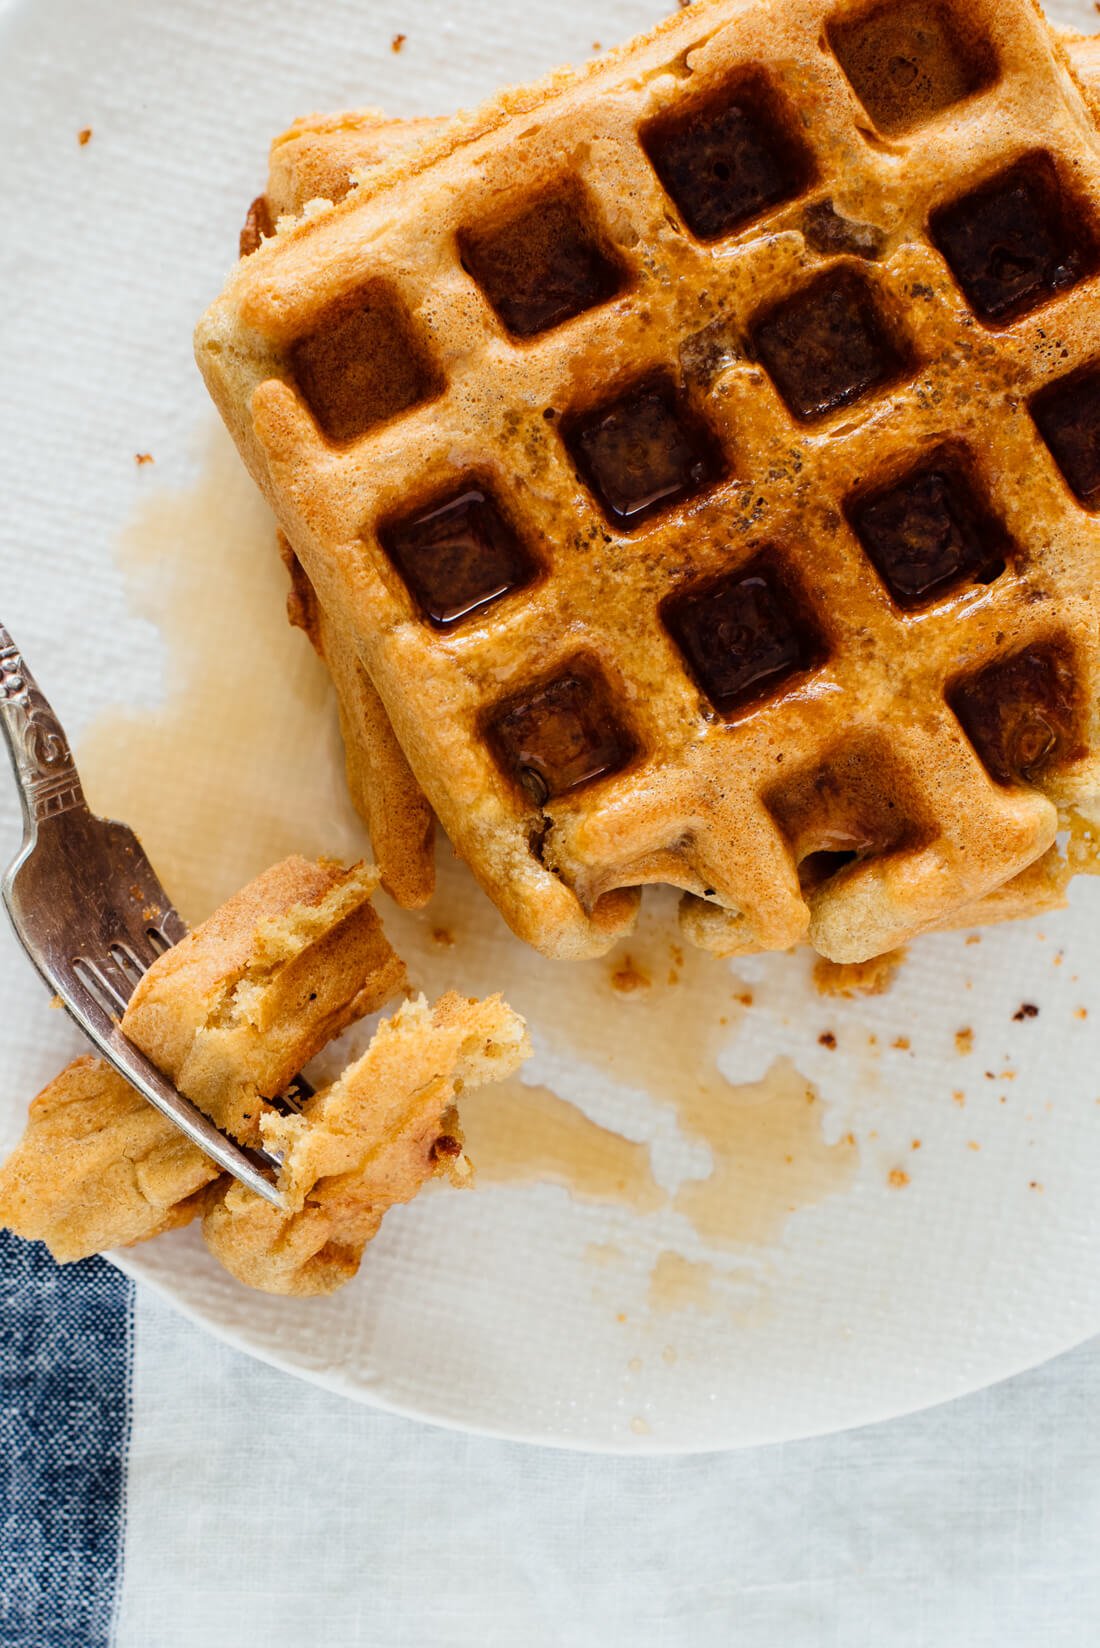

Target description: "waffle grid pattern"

left=201, top=0, right=1100, bottom=960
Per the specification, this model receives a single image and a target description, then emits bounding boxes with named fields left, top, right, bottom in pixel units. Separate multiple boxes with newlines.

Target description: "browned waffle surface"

left=277, top=532, right=437, bottom=907
left=200, top=0, right=1100, bottom=962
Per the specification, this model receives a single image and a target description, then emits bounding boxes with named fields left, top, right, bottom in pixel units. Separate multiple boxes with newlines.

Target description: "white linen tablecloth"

left=9, top=1238, right=1095, bottom=1648
left=115, top=1301, right=1100, bottom=1647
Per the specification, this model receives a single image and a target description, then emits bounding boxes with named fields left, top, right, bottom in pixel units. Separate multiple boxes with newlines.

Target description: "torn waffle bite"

left=202, top=0, right=1100, bottom=966
left=0, top=856, right=405, bottom=1262
left=0, top=1056, right=220, bottom=1264
left=203, top=992, right=529, bottom=1296
left=0, top=857, right=528, bottom=1296
left=121, top=856, right=405, bottom=1145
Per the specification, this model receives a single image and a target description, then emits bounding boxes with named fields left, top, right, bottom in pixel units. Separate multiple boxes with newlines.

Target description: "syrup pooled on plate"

left=78, top=428, right=369, bottom=923
left=461, top=1079, right=664, bottom=1213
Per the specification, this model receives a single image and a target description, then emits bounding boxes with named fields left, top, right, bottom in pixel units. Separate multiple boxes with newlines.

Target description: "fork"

left=0, top=622, right=284, bottom=1207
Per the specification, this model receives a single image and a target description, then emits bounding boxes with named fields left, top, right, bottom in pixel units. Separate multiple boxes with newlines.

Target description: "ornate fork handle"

left=0, top=624, right=86, bottom=835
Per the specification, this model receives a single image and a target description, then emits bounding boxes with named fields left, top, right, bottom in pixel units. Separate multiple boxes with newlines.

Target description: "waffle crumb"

left=955, top=1028, right=974, bottom=1055
left=391, top=32, right=406, bottom=51
left=134, top=453, right=154, bottom=465
left=77, top=127, right=92, bottom=146
left=888, top=1169, right=910, bottom=1189
left=813, top=950, right=906, bottom=999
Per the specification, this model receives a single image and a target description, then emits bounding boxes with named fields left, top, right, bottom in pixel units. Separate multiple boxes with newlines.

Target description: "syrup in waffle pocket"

left=197, top=0, right=1100, bottom=965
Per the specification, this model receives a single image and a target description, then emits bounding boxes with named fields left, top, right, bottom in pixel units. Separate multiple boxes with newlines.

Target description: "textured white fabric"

left=115, top=1292, right=1100, bottom=1648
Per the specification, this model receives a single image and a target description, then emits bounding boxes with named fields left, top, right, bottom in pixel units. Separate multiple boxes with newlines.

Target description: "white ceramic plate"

left=1, top=0, right=1098, bottom=1452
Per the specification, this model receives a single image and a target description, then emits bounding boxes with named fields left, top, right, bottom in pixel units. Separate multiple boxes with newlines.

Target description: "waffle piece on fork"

left=0, top=858, right=405, bottom=1261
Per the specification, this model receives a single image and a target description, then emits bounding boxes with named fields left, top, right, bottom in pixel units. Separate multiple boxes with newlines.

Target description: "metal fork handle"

left=0, top=622, right=285, bottom=1209
left=0, top=624, right=85, bottom=838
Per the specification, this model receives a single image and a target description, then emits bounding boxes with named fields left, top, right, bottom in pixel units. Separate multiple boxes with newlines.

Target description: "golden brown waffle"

left=277, top=530, right=437, bottom=907
left=250, top=29, right=1099, bottom=236
left=1065, top=29, right=1100, bottom=126
left=0, top=857, right=529, bottom=1290
left=242, top=124, right=447, bottom=913
left=0, top=1055, right=219, bottom=1264
left=248, top=35, right=1100, bottom=940
left=0, top=857, right=407, bottom=1263
left=264, top=110, right=448, bottom=228
left=203, top=991, right=529, bottom=1296
left=200, top=0, right=1100, bottom=963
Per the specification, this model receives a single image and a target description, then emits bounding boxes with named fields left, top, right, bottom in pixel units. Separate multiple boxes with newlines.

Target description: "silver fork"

left=0, top=623, right=284, bottom=1207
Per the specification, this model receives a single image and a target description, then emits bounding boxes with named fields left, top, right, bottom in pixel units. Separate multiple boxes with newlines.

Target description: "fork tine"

left=108, top=934, right=156, bottom=985
left=54, top=956, right=285, bottom=1202
left=72, top=955, right=130, bottom=1018
left=156, top=909, right=188, bottom=948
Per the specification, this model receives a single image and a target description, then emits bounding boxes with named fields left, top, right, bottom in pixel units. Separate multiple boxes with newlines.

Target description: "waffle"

left=0, top=856, right=529, bottom=1289
left=0, top=1055, right=220, bottom=1263
left=278, top=530, right=436, bottom=907
left=242, top=119, right=446, bottom=911
left=0, top=857, right=406, bottom=1263
left=248, top=31, right=1100, bottom=941
left=123, top=856, right=405, bottom=1144
left=200, top=0, right=1100, bottom=963
left=203, top=991, right=529, bottom=1296
left=251, top=110, right=448, bottom=241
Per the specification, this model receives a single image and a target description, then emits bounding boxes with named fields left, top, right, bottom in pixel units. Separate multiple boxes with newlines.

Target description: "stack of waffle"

left=199, top=0, right=1100, bottom=964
